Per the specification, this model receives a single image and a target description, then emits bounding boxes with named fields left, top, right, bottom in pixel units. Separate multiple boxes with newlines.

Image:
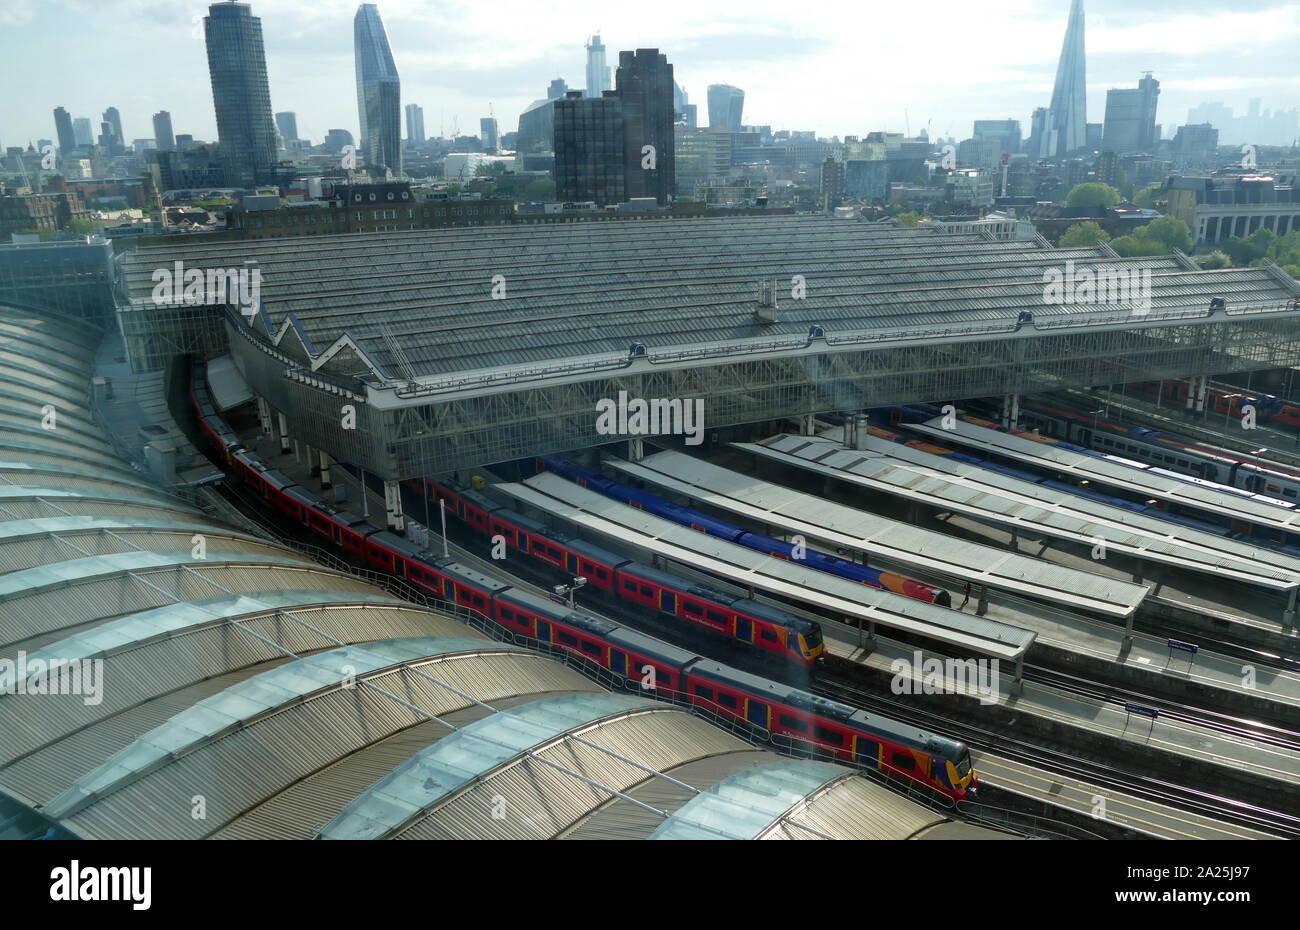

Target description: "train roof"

left=427, top=556, right=512, bottom=593
left=262, top=469, right=297, bottom=490
left=606, top=623, right=702, bottom=669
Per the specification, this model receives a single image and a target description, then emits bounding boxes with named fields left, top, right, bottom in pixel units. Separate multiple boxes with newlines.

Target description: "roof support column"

left=1285, top=586, right=1297, bottom=630
left=1001, top=393, right=1020, bottom=430
left=1010, top=655, right=1024, bottom=698
left=629, top=437, right=644, bottom=461
left=255, top=396, right=273, bottom=436
left=276, top=411, right=291, bottom=456
left=384, top=480, right=405, bottom=535
left=801, top=413, right=815, bottom=436
left=976, top=584, right=988, bottom=616
left=318, top=450, right=333, bottom=490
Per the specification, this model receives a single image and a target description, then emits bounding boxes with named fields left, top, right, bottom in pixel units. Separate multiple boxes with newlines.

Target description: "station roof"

left=1, top=301, right=1011, bottom=840
left=738, top=432, right=1300, bottom=592
left=497, top=471, right=1036, bottom=661
left=118, top=216, right=1300, bottom=395
left=605, top=449, right=1148, bottom=619
left=908, top=415, right=1300, bottom=537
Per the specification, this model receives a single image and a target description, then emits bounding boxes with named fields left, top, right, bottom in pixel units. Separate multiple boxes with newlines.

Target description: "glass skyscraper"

left=1046, top=0, right=1087, bottom=155
left=204, top=2, right=277, bottom=188
left=585, top=34, right=610, bottom=98
left=354, top=3, right=401, bottom=177
left=707, top=84, right=744, bottom=132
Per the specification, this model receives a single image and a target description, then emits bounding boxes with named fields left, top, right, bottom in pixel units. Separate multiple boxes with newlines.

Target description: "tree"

left=523, top=178, right=555, bottom=200
left=1196, top=250, right=1232, bottom=269
left=1059, top=221, right=1110, bottom=247
left=1132, top=184, right=1163, bottom=209
left=1139, top=216, right=1193, bottom=252
left=1065, top=182, right=1121, bottom=208
left=895, top=211, right=923, bottom=227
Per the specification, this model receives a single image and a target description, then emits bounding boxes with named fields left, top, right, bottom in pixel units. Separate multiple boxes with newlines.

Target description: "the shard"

left=354, top=3, right=401, bottom=176
left=1045, top=0, right=1087, bottom=156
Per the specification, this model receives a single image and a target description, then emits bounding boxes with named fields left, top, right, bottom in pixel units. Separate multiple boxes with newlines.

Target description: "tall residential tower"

left=354, top=3, right=402, bottom=176
left=204, top=2, right=278, bottom=187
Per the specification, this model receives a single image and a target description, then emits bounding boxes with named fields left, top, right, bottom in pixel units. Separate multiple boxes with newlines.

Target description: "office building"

left=972, top=119, right=1021, bottom=156
left=1102, top=73, right=1159, bottom=154
left=707, top=84, right=745, bottom=132
left=517, top=80, right=569, bottom=154
left=554, top=92, right=625, bottom=204
left=103, top=107, right=125, bottom=154
left=73, top=118, right=93, bottom=147
left=405, top=104, right=424, bottom=144
left=1166, top=174, right=1300, bottom=245
left=275, top=111, right=299, bottom=145
left=674, top=83, right=697, bottom=128
left=204, top=1, right=278, bottom=188
left=153, top=111, right=176, bottom=151
left=480, top=117, right=499, bottom=154
left=616, top=49, right=675, bottom=204
left=354, top=3, right=402, bottom=176
left=53, top=108, right=77, bottom=156
left=585, top=34, right=610, bottom=97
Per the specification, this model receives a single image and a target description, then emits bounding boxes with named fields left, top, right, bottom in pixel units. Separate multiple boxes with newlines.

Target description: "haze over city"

left=2, top=0, right=1298, bottom=147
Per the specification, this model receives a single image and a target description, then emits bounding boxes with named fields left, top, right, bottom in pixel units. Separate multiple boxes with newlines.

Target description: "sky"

left=2, top=0, right=1298, bottom=149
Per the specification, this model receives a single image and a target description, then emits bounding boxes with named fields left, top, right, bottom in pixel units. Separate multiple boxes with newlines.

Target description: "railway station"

left=7, top=215, right=1300, bottom=844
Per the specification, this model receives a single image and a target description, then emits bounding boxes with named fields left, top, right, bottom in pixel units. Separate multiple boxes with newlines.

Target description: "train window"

left=683, top=602, right=703, bottom=616
left=706, top=609, right=726, bottom=623
left=717, top=692, right=737, bottom=709
left=813, top=725, right=843, bottom=745
left=695, top=685, right=714, bottom=701
left=639, top=585, right=653, bottom=597
left=779, top=714, right=809, bottom=733
left=623, top=579, right=637, bottom=592
left=500, top=606, right=514, bottom=621
left=760, top=629, right=777, bottom=643
left=557, top=631, right=578, bottom=647
left=594, top=568, right=608, bottom=581
left=1286, top=489, right=1298, bottom=499
left=579, top=640, right=602, bottom=657
left=891, top=752, right=916, bottom=771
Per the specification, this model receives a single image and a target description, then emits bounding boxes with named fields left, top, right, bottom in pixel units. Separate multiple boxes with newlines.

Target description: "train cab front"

left=799, top=627, right=827, bottom=667
left=948, top=749, right=978, bottom=799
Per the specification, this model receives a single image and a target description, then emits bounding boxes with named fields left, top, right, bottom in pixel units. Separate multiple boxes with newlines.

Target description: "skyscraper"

left=354, top=3, right=401, bottom=177
left=404, top=104, right=424, bottom=144
left=585, top=34, right=610, bottom=98
left=1102, top=73, right=1159, bottom=154
left=480, top=117, right=499, bottom=154
left=275, top=111, right=299, bottom=144
left=53, top=107, right=76, bottom=155
left=103, top=107, right=124, bottom=152
left=73, top=118, right=93, bottom=147
left=555, top=91, right=626, bottom=204
left=204, top=2, right=278, bottom=188
left=674, top=82, right=697, bottom=128
left=707, top=84, right=744, bottom=132
left=617, top=49, right=675, bottom=204
left=153, top=111, right=176, bottom=150
left=1045, top=0, right=1087, bottom=156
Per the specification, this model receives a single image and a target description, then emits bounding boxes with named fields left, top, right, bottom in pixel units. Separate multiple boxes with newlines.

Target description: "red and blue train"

left=534, top=455, right=952, bottom=607
left=188, top=360, right=978, bottom=800
left=419, top=475, right=825, bottom=666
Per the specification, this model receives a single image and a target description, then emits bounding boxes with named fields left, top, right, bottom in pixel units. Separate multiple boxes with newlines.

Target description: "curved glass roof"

left=318, top=692, right=658, bottom=840
left=0, top=549, right=317, bottom=598
left=47, top=636, right=515, bottom=818
left=648, top=760, right=845, bottom=840
left=0, top=515, right=254, bottom=543
left=15, top=589, right=406, bottom=672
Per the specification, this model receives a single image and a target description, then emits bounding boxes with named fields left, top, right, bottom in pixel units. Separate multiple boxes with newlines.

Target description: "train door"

left=610, top=650, right=627, bottom=676
left=746, top=699, right=769, bottom=729
left=855, top=737, right=879, bottom=767
left=565, top=552, right=579, bottom=574
left=536, top=619, right=551, bottom=643
left=735, top=616, right=753, bottom=643
left=660, top=590, right=677, bottom=614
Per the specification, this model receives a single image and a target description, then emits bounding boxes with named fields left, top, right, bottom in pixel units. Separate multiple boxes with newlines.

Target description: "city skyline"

left=3, top=0, right=1298, bottom=151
